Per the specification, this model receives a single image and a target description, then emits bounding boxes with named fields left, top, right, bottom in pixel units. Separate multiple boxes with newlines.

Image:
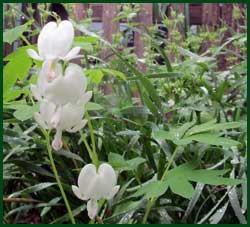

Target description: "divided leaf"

left=164, top=161, right=242, bottom=199
left=108, top=152, right=145, bottom=171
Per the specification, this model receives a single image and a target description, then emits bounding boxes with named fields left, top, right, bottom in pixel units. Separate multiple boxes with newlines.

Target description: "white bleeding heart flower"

left=72, top=163, right=120, bottom=220
left=34, top=100, right=88, bottom=151
left=31, top=63, right=92, bottom=106
left=167, top=99, right=175, bottom=108
left=27, top=20, right=81, bottom=62
left=31, top=61, right=63, bottom=101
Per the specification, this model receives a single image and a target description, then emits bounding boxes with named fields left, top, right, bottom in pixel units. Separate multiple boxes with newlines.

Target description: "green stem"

left=79, top=130, right=98, bottom=166
left=142, top=146, right=179, bottom=223
left=161, top=146, right=179, bottom=181
left=85, top=111, right=99, bottom=166
left=20, top=34, right=31, bottom=46
left=43, top=130, right=76, bottom=224
left=142, top=199, right=155, bottom=224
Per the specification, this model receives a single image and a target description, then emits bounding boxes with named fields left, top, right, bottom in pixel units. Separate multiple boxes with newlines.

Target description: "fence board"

left=134, top=3, right=153, bottom=72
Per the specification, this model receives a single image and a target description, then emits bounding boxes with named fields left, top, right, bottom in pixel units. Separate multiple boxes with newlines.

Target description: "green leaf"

left=188, top=169, right=241, bottom=186
left=3, top=21, right=32, bottom=44
left=40, top=197, right=61, bottom=217
left=141, top=91, right=159, bottom=117
left=127, top=157, right=145, bottom=170
left=85, top=69, right=104, bottom=85
left=74, top=36, right=99, bottom=43
left=153, top=120, right=196, bottom=141
left=154, top=121, right=240, bottom=148
left=133, top=180, right=169, bottom=199
left=74, top=41, right=93, bottom=52
left=102, top=68, right=126, bottom=81
left=8, top=182, right=57, bottom=198
left=3, top=88, right=29, bottom=102
left=51, top=205, right=86, bottom=224
left=153, top=130, right=173, bottom=141
left=3, top=46, right=33, bottom=94
left=85, top=102, right=104, bottom=111
left=162, top=161, right=242, bottom=199
left=12, top=104, right=38, bottom=121
left=169, top=177, right=195, bottom=199
left=112, top=200, right=141, bottom=217
left=53, top=149, right=84, bottom=163
left=108, top=152, right=145, bottom=171
left=10, top=160, right=55, bottom=178
left=186, top=121, right=241, bottom=136
left=180, top=133, right=240, bottom=148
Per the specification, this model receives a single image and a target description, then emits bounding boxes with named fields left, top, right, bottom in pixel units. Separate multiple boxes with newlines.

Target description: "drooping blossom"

left=72, top=163, right=120, bottom=219
left=34, top=99, right=88, bottom=150
left=31, top=63, right=92, bottom=106
left=27, top=20, right=81, bottom=62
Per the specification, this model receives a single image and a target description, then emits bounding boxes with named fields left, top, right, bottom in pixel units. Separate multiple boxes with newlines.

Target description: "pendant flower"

left=27, top=20, right=81, bottom=62
left=31, top=63, right=92, bottom=106
left=72, top=163, right=120, bottom=219
left=34, top=100, right=88, bottom=150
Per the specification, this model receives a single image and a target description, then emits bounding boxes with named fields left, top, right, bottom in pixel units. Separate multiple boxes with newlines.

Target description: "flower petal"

left=52, top=20, right=74, bottom=58
left=72, top=185, right=87, bottom=201
left=66, top=119, right=87, bottom=133
left=38, top=22, right=57, bottom=59
left=106, top=185, right=120, bottom=200
left=30, top=84, right=42, bottom=101
left=78, top=164, right=97, bottom=195
left=63, top=46, right=81, bottom=61
left=26, top=49, right=43, bottom=61
left=45, top=64, right=87, bottom=105
left=34, top=112, right=47, bottom=129
left=98, top=163, right=117, bottom=186
left=39, top=100, right=56, bottom=127
left=93, top=163, right=117, bottom=199
left=59, top=103, right=84, bottom=131
left=52, top=130, right=63, bottom=151
left=50, top=107, right=62, bottom=128
left=81, top=91, right=92, bottom=104
left=87, top=199, right=98, bottom=220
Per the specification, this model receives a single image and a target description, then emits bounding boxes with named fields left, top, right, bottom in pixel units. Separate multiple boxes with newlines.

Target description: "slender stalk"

left=85, top=111, right=99, bottom=166
left=142, top=199, right=155, bottom=224
left=161, top=146, right=179, bottom=181
left=142, top=146, right=179, bottom=223
left=20, top=34, right=31, bottom=46
left=79, top=130, right=98, bottom=167
left=43, top=130, right=76, bottom=224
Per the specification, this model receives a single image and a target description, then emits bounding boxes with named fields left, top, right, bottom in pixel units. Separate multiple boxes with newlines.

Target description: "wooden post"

left=202, top=3, right=219, bottom=30
left=102, top=4, right=119, bottom=43
left=101, top=3, right=119, bottom=60
left=168, top=4, right=185, bottom=62
left=134, top=3, right=153, bottom=73
left=218, top=3, right=233, bottom=70
left=73, top=3, right=89, bottom=35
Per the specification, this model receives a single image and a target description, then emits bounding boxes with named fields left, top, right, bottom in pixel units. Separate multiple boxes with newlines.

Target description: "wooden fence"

left=4, top=3, right=246, bottom=70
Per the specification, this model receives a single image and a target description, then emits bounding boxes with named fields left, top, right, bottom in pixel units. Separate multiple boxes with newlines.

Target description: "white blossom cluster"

left=27, top=20, right=92, bottom=151
left=27, top=20, right=119, bottom=220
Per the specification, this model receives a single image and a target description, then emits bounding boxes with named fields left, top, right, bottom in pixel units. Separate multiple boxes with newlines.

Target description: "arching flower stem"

left=85, top=110, right=99, bottom=167
left=42, top=129, right=76, bottom=224
left=79, top=130, right=98, bottom=167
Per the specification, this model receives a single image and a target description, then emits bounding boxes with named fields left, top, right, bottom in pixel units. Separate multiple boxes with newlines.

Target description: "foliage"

left=3, top=3, right=247, bottom=224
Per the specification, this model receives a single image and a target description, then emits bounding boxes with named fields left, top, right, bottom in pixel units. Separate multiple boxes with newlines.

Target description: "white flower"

left=27, top=20, right=81, bottom=62
left=167, top=99, right=175, bottom=108
left=31, top=63, right=92, bottom=106
left=34, top=100, right=88, bottom=150
left=200, top=86, right=209, bottom=95
left=72, top=163, right=120, bottom=219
